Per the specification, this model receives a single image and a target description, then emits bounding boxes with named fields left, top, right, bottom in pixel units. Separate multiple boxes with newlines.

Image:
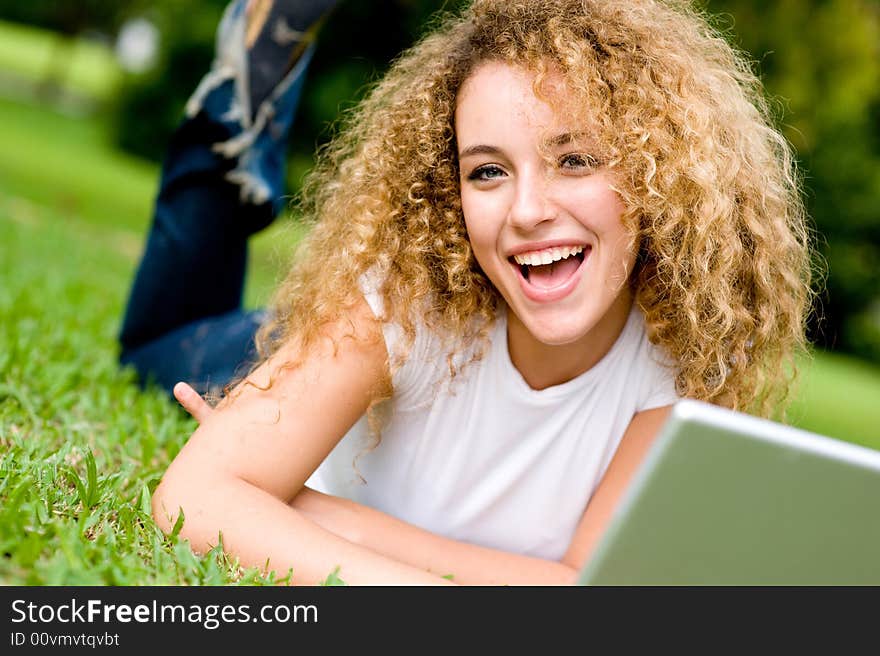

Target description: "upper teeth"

left=513, top=245, right=585, bottom=266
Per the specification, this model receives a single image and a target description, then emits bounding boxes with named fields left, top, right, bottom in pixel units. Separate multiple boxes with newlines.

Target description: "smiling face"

left=456, top=61, right=637, bottom=383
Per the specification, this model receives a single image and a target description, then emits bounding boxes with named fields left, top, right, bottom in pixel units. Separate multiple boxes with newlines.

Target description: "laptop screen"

left=578, top=400, right=880, bottom=585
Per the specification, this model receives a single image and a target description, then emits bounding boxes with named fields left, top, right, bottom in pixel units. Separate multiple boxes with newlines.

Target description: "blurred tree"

left=111, top=0, right=228, bottom=161
left=0, top=1, right=126, bottom=100
left=0, top=2, right=122, bottom=35
left=705, top=0, right=880, bottom=361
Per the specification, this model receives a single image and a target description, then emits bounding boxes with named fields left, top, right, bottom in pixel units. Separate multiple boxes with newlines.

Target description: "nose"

left=507, top=168, right=555, bottom=230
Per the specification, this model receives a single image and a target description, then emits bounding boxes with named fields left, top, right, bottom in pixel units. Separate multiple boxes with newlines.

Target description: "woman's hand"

left=173, top=381, right=213, bottom=423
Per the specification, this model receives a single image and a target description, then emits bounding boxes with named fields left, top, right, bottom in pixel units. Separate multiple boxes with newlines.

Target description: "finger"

left=173, top=382, right=212, bottom=423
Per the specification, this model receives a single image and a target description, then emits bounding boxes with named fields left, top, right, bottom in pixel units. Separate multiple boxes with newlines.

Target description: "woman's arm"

left=172, top=381, right=671, bottom=585
left=152, top=296, right=453, bottom=585
left=291, top=407, right=673, bottom=584
left=559, top=405, right=673, bottom=570
left=289, top=488, right=578, bottom=585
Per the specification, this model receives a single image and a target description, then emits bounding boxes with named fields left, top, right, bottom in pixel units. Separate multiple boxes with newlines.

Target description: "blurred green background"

left=0, top=0, right=878, bottom=586
left=0, top=0, right=878, bottom=445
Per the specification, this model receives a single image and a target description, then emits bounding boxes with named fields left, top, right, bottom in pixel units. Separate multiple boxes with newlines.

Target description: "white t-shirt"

left=306, top=285, right=679, bottom=561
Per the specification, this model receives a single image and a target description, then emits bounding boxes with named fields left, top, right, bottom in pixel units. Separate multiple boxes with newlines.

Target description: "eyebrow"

left=458, top=132, right=593, bottom=159
left=458, top=144, right=501, bottom=159
left=546, top=131, right=590, bottom=147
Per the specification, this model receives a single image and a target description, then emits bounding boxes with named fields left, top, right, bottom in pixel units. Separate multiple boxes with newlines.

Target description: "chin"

left=520, top=313, right=596, bottom=347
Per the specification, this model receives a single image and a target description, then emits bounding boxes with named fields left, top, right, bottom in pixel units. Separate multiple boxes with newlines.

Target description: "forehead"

left=455, top=61, right=586, bottom=143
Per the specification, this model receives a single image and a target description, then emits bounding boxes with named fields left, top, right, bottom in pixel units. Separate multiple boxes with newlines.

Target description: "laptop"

left=577, top=399, right=880, bottom=585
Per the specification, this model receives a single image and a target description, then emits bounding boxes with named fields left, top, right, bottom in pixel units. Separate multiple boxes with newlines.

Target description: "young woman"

left=137, top=0, right=813, bottom=585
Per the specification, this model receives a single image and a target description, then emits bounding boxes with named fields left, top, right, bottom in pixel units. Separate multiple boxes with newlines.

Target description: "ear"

left=173, top=382, right=213, bottom=424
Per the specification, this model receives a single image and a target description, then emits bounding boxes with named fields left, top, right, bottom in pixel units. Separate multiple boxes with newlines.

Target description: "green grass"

left=789, top=351, right=880, bottom=449
left=1, top=84, right=879, bottom=585
left=0, top=95, right=156, bottom=237
left=0, top=95, right=307, bottom=585
left=0, top=209, right=266, bottom=584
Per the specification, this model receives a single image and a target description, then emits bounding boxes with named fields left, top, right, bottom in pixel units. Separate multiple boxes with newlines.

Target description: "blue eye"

left=468, top=165, right=506, bottom=181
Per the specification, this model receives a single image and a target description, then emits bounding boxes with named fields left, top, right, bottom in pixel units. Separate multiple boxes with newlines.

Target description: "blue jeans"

left=119, top=42, right=315, bottom=396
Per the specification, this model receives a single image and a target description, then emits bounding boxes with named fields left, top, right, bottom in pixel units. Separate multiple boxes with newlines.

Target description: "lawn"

left=1, top=83, right=879, bottom=584
left=0, top=96, right=312, bottom=585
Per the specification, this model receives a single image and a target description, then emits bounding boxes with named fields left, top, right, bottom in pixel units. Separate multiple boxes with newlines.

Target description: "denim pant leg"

left=119, top=40, right=315, bottom=397
left=120, top=308, right=267, bottom=397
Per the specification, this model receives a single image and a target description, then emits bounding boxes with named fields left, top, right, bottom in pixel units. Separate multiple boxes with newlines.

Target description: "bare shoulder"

left=155, top=294, right=389, bottom=517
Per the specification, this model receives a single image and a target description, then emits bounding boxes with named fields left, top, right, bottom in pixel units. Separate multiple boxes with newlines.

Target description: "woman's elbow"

left=151, top=465, right=208, bottom=542
left=151, top=475, right=183, bottom=537
left=550, top=562, right=580, bottom=585
left=151, top=427, right=222, bottom=542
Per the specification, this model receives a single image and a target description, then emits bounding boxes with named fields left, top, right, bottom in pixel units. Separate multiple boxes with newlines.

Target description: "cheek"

left=605, top=225, right=639, bottom=287
left=464, top=226, right=493, bottom=275
left=461, top=199, right=498, bottom=266
left=583, top=189, right=637, bottom=280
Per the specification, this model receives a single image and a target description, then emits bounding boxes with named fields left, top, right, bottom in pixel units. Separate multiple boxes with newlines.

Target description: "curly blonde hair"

left=255, top=0, right=814, bottom=418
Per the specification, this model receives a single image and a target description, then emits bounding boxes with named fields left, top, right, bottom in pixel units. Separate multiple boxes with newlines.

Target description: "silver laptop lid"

left=578, top=399, right=880, bottom=585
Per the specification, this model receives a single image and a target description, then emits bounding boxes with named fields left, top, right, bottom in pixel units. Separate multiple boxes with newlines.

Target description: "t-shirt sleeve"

left=358, top=270, right=437, bottom=409
left=358, top=268, right=403, bottom=365
left=637, top=345, right=680, bottom=412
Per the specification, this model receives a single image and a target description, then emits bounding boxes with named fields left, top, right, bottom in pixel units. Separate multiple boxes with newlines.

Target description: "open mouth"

left=509, top=245, right=589, bottom=290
